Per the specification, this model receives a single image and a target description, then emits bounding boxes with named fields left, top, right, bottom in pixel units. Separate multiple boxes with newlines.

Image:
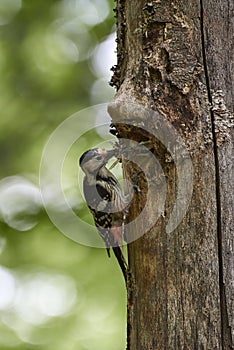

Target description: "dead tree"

left=108, top=0, right=233, bottom=349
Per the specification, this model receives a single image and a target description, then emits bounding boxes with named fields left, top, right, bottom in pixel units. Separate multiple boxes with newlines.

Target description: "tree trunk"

left=109, top=0, right=233, bottom=349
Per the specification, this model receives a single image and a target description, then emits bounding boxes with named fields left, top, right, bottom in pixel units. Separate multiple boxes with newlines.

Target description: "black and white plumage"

left=79, top=147, right=127, bottom=281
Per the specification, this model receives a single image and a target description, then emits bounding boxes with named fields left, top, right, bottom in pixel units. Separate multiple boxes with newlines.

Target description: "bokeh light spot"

left=0, top=176, right=41, bottom=231
left=0, top=267, right=16, bottom=310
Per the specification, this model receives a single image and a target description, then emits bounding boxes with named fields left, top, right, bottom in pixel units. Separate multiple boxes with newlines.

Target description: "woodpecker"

left=79, top=147, right=127, bottom=281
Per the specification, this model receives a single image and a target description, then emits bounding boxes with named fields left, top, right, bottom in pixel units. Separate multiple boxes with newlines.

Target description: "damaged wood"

left=109, top=0, right=233, bottom=349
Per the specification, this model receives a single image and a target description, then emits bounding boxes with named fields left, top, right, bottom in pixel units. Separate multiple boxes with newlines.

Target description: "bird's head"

left=79, top=148, right=115, bottom=175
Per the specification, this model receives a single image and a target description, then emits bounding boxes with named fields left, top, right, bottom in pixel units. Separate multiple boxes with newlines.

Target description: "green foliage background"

left=0, top=1, right=127, bottom=349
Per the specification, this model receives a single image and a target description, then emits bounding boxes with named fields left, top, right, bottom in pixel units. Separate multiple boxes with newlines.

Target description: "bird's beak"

left=105, top=149, right=116, bottom=160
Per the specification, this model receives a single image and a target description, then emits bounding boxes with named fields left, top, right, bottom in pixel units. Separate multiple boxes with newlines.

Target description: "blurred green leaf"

left=0, top=1, right=127, bottom=349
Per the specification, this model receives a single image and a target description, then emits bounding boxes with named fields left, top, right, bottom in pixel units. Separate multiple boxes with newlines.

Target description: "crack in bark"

left=200, top=1, right=233, bottom=348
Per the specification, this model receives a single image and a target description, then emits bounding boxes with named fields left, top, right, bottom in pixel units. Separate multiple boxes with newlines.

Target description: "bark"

left=109, top=0, right=233, bottom=349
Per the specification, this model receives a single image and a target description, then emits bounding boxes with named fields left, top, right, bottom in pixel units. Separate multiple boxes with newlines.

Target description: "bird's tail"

left=106, top=247, right=111, bottom=258
left=112, top=246, right=127, bottom=282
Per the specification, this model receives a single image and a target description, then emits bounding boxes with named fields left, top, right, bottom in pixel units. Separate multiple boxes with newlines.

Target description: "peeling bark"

left=109, top=1, right=233, bottom=349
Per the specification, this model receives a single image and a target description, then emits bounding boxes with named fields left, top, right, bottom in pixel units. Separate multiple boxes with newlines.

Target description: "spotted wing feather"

left=83, top=167, right=127, bottom=280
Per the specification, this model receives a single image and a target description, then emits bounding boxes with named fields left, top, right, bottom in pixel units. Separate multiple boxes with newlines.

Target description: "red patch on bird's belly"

left=111, top=226, right=123, bottom=249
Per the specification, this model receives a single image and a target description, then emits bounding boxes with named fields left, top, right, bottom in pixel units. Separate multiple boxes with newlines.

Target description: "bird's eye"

left=96, top=155, right=102, bottom=161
